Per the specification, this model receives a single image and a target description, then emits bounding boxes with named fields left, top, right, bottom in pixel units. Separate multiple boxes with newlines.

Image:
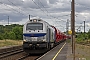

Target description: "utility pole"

left=71, top=1, right=73, bottom=53
left=29, top=15, right=30, bottom=20
left=8, top=16, right=9, bottom=25
left=84, top=21, right=85, bottom=39
left=66, top=19, right=69, bottom=35
left=71, top=0, right=75, bottom=60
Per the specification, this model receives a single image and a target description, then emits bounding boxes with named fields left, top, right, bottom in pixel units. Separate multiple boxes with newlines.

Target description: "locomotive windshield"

left=26, top=23, right=43, bottom=30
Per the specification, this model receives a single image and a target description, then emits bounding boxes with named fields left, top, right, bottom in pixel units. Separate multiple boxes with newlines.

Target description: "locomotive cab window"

left=26, top=23, right=43, bottom=30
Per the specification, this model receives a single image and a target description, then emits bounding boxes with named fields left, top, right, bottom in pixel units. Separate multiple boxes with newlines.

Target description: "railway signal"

left=68, top=30, right=72, bottom=35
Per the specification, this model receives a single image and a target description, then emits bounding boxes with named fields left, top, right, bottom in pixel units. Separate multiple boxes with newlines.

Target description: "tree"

left=0, top=34, right=3, bottom=40
left=8, top=31, right=16, bottom=40
left=88, top=29, right=90, bottom=39
left=3, top=32, right=9, bottom=40
left=0, top=24, right=23, bottom=40
left=12, top=26, right=23, bottom=40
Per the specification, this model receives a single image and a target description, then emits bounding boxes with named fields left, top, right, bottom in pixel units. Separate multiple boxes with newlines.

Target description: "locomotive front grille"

left=25, top=36, right=46, bottom=42
left=31, top=37, right=37, bottom=41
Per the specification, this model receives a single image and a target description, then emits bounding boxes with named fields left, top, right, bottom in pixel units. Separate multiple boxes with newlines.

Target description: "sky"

left=0, top=0, right=90, bottom=32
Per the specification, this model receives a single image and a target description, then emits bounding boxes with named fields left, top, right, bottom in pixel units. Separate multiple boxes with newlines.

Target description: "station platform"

left=37, top=42, right=73, bottom=60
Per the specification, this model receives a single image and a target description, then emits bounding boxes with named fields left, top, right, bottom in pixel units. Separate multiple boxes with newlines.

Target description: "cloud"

left=0, top=0, right=90, bottom=32
left=49, top=0, right=59, bottom=4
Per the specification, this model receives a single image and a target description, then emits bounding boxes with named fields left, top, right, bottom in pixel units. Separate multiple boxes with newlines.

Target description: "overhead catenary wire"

left=1, top=0, right=69, bottom=28
left=34, top=0, right=71, bottom=30
left=7, top=0, right=37, bottom=17
left=32, top=0, right=70, bottom=29
left=7, top=0, right=70, bottom=22
left=37, top=0, right=49, bottom=13
left=0, top=0, right=37, bottom=18
left=32, top=0, right=48, bottom=15
left=0, top=1, right=25, bottom=16
left=32, top=0, right=68, bottom=22
left=7, top=0, right=71, bottom=19
left=40, top=0, right=69, bottom=29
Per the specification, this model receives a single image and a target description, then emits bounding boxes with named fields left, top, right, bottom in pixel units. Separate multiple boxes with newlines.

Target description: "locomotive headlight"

left=43, top=39, right=47, bottom=42
left=23, top=39, right=26, bottom=42
left=42, top=35, right=46, bottom=42
left=33, top=19, right=37, bottom=22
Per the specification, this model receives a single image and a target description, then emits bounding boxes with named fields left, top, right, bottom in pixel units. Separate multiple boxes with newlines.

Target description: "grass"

left=66, top=39, right=71, bottom=43
left=75, top=44, right=90, bottom=60
left=67, top=39, right=90, bottom=60
left=0, top=40, right=23, bottom=47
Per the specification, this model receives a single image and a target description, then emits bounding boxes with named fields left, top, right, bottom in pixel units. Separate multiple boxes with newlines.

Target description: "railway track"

left=0, top=49, right=23, bottom=59
left=23, top=56, right=40, bottom=60
left=1, top=51, right=40, bottom=60
left=17, top=54, right=29, bottom=60
left=0, top=48, right=22, bottom=56
left=0, top=47, right=41, bottom=60
left=0, top=45, right=56, bottom=60
left=0, top=42, right=66, bottom=60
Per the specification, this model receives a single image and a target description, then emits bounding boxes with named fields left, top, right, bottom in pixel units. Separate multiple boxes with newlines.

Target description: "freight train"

left=23, top=18, right=68, bottom=54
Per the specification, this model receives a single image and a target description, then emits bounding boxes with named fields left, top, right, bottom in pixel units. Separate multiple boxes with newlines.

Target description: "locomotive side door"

left=46, top=28, right=51, bottom=49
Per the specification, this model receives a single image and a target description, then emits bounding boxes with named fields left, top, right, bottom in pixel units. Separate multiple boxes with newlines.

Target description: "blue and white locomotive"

left=23, top=18, right=55, bottom=54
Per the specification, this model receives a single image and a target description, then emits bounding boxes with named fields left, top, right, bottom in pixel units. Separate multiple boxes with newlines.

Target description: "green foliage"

left=3, top=32, right=9, bottom=39
left=12, top=26, right=23, bottom=40
left=0, top=24, right=23, bottom=40
left=88, top=29, right=90, bottom=39
left=76, top=34, right=83, bottom=43
left=0, top=34, right=3, bottom=40
left=76, top=32, right=89, bottom=43
left=8, top=31, right=16, bottom=40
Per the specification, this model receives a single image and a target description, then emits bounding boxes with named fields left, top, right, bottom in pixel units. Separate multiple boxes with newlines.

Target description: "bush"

left=0, top=35, right=3, bottom=40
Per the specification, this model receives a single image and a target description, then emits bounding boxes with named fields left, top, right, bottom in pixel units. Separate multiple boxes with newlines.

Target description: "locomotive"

left=23, top=18, right=67, bottom=54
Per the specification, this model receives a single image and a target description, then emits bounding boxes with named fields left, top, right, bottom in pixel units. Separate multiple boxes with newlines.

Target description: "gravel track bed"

left=1, top=51, right=40, bottom=60
left=23, top=56, right=39, bottom=60
left=1, top=51, right=26, bottom=60
left=0, top=45, right=22, bottom=53
left=0, top=45, right=41, bottom=60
